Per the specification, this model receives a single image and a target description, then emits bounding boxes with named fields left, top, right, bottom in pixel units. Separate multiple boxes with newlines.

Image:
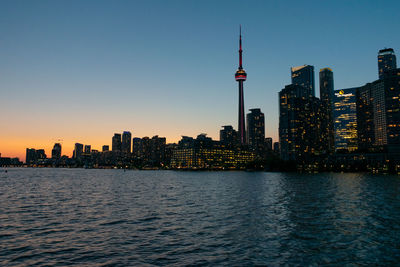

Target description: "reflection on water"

left=1, top=169, right=400, bottom=265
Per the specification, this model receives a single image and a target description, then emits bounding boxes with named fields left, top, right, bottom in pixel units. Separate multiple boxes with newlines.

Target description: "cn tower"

left=235, top=26, right=247, bottom=145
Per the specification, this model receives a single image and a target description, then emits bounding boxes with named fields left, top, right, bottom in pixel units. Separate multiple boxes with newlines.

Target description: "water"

left=1, top=169, right=400, bottom=266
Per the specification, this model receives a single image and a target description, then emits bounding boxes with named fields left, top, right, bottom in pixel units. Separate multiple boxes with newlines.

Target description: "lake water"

left=1, top=168, right=400, bottom=266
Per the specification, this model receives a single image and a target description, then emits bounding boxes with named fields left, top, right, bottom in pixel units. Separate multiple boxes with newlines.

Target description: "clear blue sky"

left=1, top=0, right=399, bottom=158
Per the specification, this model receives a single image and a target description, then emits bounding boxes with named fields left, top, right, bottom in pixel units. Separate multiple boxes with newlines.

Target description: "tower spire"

left=239, top=25, right=243, bottom=69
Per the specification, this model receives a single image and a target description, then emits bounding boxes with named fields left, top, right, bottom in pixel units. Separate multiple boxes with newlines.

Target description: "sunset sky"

left=1, top=0, right=399, bottom=161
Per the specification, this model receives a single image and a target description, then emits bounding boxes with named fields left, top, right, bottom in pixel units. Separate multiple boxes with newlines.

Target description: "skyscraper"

left=246, top=108, right=265, bottom=154
left=333, top=88, right=358, bottom=152
left=279, top=84, right=323, bottom=161
left=291, top=65, right=315, bottom=97
left=51, top=143, right=62, bottom=159
left=357, top=68, right=400, bottom=153
left=235, top=26, right=247, bottom=145
left=122, top=131, right=132, bottom=154
left=378, top=48, right=397, bottom=79
left=73, top=143, right=83, bottom=159
left=112, top=133, right=122, bottom=152
left=319, top=68, right=335, bottom=154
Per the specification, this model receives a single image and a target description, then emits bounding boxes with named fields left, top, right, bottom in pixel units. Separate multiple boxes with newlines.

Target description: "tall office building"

left=235, top=26, right=247, bottom=145
left=378, top=48, right=397, bottom=79
left=246, top=108, right=265, bottom=154
left=102, top=145, right=109, bottom=152
left=279, top=84, right=323, bottom=161
left=291, top=65, right=315, bottom=97
left=51, top=143, right=62, bottom=159
left=122, top=131, right=132, bottom=153
left=73, top=143, right=83, bottom=159
left=220, top=125, right=238, bottom=148
left=319, top=68, right=335, bottom=154
left=112, top=133, right=122, bottom=152
left=333, top=88, right=358, bottom=152
left=357, top=68, right=400, bottom=152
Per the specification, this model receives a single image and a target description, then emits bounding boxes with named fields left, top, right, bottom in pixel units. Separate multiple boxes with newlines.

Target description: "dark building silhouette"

left=102, top=145, right=109, bottom=152
left=112, top=133, right=122, bottom=152
left=333, top=88, right=358, bottom=152
left=84, top=145, right=91, bottom=155
left=279, top=84, right=323, bottom=161
left=132, top=138, right=142, bottom=158
left=73, top=143, right=83, bottom=159
left=26, top=148, right=36, bottom=164
left=150, top=135, right=166, bottom=166
left=235, top=26, right=247, bottom=145
left=319, top=68, right=335, bottom=154
left=291, top=65, right=315, bottom=97
left=378, top=48, right=397, bottom=79
left=220, top=125, right=238, bottom=148
left=51, top=143, right=62, bottom=159
left=36, top=149, right=46, bottom=160
left=273, top=142, right=280, bottom=153
left=122, top=131, right=132, bottom=153
left=265, top=137, right=273, bottom=151
left=247, top=108, right=265, bottom=155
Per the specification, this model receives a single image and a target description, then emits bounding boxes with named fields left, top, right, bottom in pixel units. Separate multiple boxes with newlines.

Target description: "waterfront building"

left=102, top=145, right=109, bottom=152
left=51, top=143, right=62, bottom=159
left=246, top=108, right=265, bottom=155
left=122, top=131, right=132, bottom=154
left=171, top=135, right=255, bottom=169
left=378, top=48, right=397, bottom=79
left=291, top=65, right=315, bottom=97
left=333, top=88, right=358, bottom=152
left=220, top=125, right=238, bottom=148
left=235, top=26, right=247, bottom=145
left=357, top=68, right=400, bottom=152
left=319, top=68, right=335, bottom=154
left=279, top=84, right=323, bottom=161
left=73, top=143, right=83, bottom=159
left=112, top=133, right=122, bottom=152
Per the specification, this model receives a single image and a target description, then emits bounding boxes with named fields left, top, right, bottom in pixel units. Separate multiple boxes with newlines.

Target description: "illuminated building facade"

left=235, top=26, right=247, bottom=145
left=333, top=88, right=358, bottom=152
left=291, top=65, right=315, bottom=97
left=378, top=48, right=397, bottom=79
left=246, top=108, right=265, bottom=155
left=319, top=68, right=335, bottom=154
left=170, top=134, right=255, bottom=169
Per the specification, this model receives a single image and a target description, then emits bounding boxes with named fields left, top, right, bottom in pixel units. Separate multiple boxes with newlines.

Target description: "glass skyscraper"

left=291, top=65, right=315, bottom=97
left=333, top=88, right=358, bottom=152
left=378, top=48, right=397, bottom=79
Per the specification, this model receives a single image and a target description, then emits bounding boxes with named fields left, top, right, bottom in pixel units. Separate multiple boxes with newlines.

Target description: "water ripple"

left=1, top=169, right=400, bottom=265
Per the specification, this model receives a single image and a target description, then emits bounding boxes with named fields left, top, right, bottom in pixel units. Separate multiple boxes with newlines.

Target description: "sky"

left=1, top=0, right=400, bottom=161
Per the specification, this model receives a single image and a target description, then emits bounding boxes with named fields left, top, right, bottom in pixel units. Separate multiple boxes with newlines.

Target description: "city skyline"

left=1, top=1, right=400, bottom=161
